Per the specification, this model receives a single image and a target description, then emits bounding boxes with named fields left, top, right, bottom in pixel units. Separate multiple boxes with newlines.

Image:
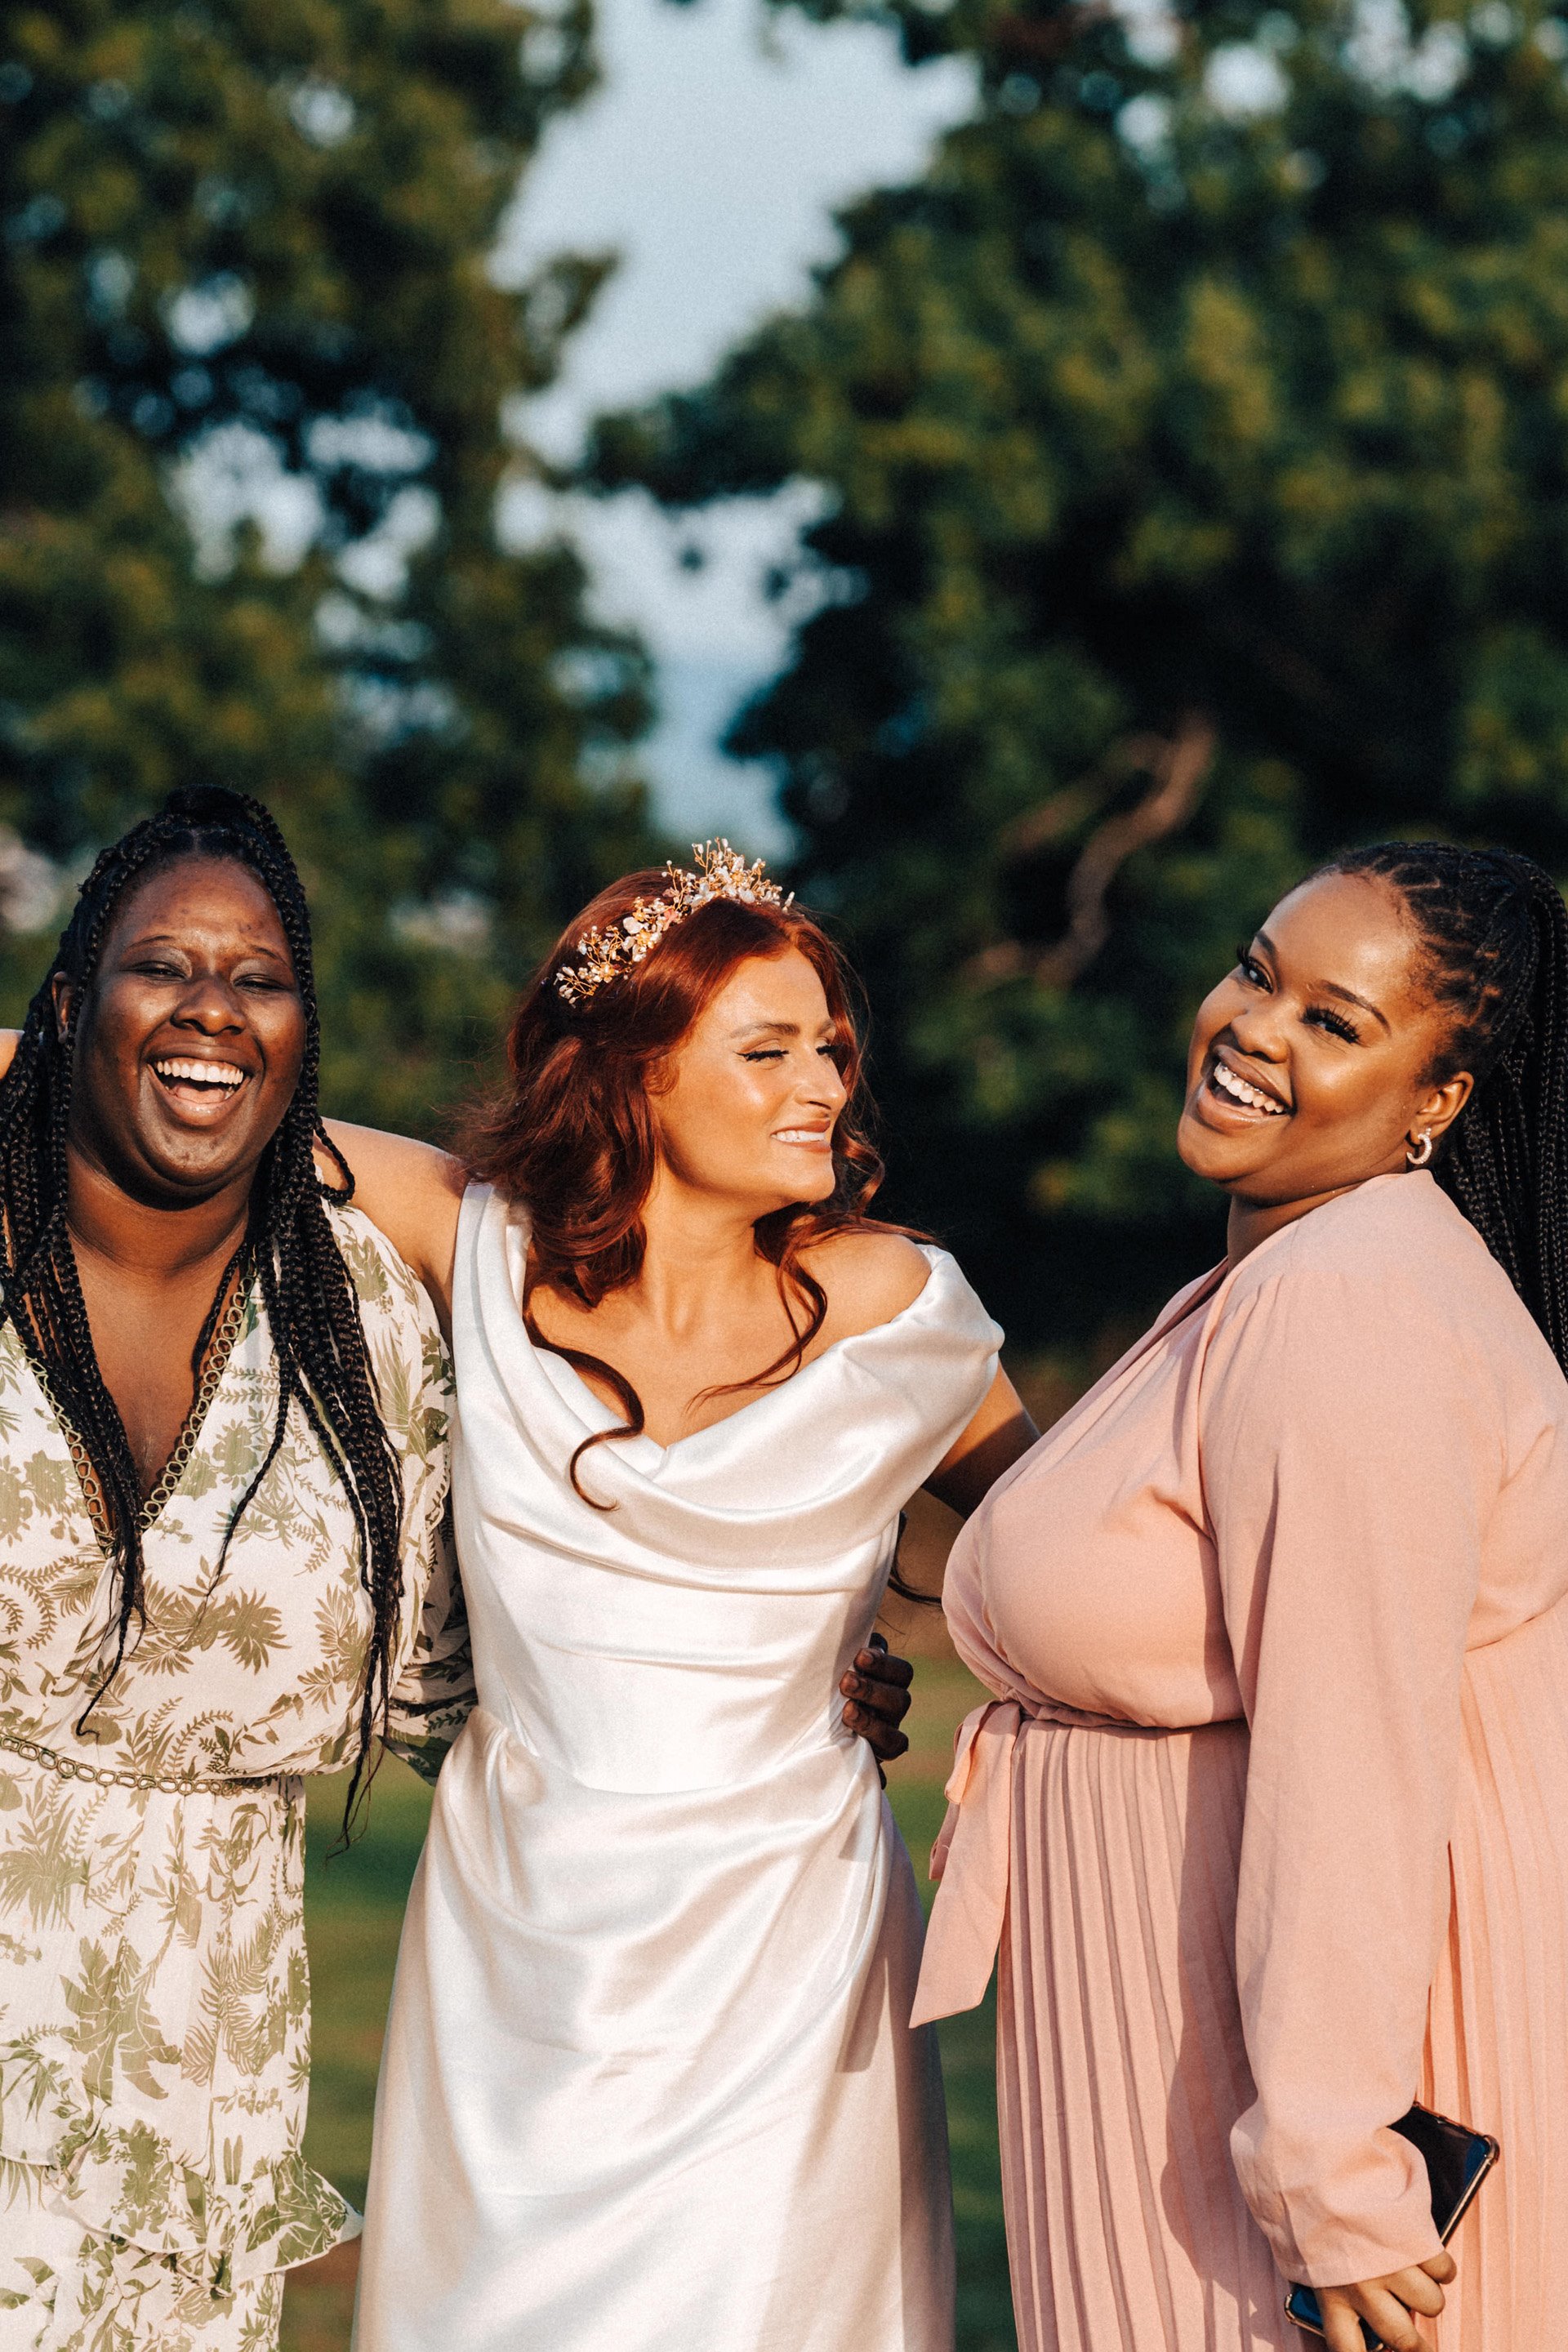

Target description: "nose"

left=172, top=973, right=246, bottom=1033
left=1227, top=996, right=1289, bottom=1062
left=801, top=1053, right=848, bottom=1111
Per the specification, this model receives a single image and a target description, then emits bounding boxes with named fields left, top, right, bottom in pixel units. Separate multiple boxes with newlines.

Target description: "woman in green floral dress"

left=0, top=791, right=472, bottom=2352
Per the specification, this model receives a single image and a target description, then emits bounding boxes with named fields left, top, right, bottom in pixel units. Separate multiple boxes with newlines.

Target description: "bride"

left=334, top=845, right=1034, bottom=2351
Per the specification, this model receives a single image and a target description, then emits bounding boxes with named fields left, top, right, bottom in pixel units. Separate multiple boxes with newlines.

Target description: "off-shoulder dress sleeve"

left=1200, top=1261, right=1489, bottom=2288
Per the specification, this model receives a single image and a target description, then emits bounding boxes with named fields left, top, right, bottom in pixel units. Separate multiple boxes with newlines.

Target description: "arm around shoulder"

left=320, top=1120, right=466, bottom=1334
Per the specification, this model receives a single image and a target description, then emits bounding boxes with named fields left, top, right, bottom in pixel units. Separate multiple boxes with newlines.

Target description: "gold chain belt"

left=0, top=1726, right=287, bottom=1797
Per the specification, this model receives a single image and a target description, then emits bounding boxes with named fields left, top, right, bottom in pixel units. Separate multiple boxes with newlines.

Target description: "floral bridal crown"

left=554, top=840, right=793, bottom=1006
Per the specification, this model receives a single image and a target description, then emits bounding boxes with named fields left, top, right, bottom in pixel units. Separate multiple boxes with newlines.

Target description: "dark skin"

left=1178, top=869, right=1469, bottom=2352
left=54, top=855, right=306, bottom=1497
left=0, top=856, right=918, bottom=1762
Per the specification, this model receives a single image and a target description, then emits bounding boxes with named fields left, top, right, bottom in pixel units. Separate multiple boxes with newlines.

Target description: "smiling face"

left=648, top=947, right=849, bottom=1216
left=1177, top=870, right=1477, bottom=1229
left=60, top=853, right=307, bottom=1207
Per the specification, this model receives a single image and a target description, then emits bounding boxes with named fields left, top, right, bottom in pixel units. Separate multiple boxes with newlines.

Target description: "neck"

left=64, top=1144, right=253, bottom=1283
left=1226, top=1169, right=1401, bottom=1262
left=633, top=1168, right=775, bottom=1334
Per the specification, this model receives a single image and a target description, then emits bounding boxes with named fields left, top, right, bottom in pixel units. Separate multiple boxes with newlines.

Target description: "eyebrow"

left=122, top=929, right=290, bottom=958
left=1255, top=929, right=1391, bottom=1034
left=728, top=1018, right=840, bottom=1044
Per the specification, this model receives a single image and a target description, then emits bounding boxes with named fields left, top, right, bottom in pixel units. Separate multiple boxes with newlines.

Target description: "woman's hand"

left=840, top=1633, right=914, bottom=1769
left=1317, top=2251, right=1455, bottom=2350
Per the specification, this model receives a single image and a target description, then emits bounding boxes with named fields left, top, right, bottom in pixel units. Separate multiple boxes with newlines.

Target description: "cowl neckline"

left=452, top=1183, right=1002, bottom=1563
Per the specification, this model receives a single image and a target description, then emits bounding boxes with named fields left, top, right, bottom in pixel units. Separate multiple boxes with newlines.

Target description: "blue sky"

left=496, top=0, right=976, bottom=853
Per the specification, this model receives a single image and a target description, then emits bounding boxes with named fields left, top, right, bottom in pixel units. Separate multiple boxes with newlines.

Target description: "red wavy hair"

left=461, top=870, right=897, bottom=1496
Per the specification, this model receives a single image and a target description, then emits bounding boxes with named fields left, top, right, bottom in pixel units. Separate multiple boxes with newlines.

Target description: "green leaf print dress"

left=0, top=1205, right=473, bottom=2352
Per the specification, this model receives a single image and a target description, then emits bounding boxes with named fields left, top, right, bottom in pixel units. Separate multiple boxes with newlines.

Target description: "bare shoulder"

left=318, top=1120, right=466, bottom=1331
left=319, top=1120, right=465, bottom=1202
left=801, top=1228, right=933, bottom=1342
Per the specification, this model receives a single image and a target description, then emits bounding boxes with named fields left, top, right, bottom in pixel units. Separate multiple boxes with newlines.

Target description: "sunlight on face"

left=650, top=949, right=849, bottom=1216
left=68, top=855, right=305, bottom=1205
left=1176, top=871, right=1465, bottom=1209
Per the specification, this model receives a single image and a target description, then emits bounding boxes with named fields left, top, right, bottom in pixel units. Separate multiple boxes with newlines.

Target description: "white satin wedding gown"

left=353, top=1183, right=1001, bottom=2352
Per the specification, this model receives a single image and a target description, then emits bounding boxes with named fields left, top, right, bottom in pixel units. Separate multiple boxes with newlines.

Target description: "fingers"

left=1316, top=2289, right=1368, bottom=2352
left=1358, top=2294, right=1423, bottom=2351
left=840, top=1638, right=914, bottom=1761
left=1318, top=2265, right=1450, bottom=2352
left=1421, top=2253, right=1457, bottom=2286
left=859, top=1639, right=914, bottom=1689
left=1385, top=2262, right=1448, bottom=2319
left=850, top=1712, right=910, bottom=1764
left=840, top=1652, right=914, bottom=1731
left=840, top=1673, right=911, bottom=1726
left=1321, top=2283, right=1414, bottom=2351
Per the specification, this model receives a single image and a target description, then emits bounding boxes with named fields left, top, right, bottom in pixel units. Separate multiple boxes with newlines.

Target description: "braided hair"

left=0, top=786, right=406, bottom=1830
left=1322, top=842, right=1568, bottom=1371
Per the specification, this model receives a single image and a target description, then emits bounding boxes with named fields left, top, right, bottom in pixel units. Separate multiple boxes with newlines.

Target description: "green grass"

left=283, top=1658, right=1015, bottom=2352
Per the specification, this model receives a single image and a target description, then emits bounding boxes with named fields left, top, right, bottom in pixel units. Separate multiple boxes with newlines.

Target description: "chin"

left=799, top=1168, right=840, bottom=1209
left=1175, top=1108, right=1267, bottom=1187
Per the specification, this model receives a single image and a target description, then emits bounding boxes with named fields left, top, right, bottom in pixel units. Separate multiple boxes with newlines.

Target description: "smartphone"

left=1284, top=2103, right=1499, bottom=2346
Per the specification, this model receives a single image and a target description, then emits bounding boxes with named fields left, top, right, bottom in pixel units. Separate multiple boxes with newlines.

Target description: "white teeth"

left=152, top=1058, right=246, bottom=1089
left=776, top=1129, right=828, bottom=1143
left=1212, top=1062, right=1286, bottom=1115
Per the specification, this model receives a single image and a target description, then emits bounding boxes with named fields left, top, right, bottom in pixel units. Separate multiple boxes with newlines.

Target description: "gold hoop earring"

left=1407, top=1132, right=1434, bottom=1168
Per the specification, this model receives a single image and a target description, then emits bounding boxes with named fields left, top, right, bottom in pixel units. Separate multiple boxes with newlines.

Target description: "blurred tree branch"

left=972, top=713, right=1218, bottom=990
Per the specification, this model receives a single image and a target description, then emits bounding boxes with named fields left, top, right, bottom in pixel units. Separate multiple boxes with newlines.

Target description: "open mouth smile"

left=1206, top=1056, right=1290, bottom=1118
left=149, top=1056, right=251, bottom=1105
left=774, top=1127, right=833, bottom=1148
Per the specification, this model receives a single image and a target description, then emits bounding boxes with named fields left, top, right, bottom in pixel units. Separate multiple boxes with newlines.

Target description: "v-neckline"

left=30, top=1265, right=255, bottom=1552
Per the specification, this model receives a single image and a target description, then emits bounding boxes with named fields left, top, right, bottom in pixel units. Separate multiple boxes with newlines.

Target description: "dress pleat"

left=998, top=1717, right=1291, bottom=2352
left=920, top=1180, right=1568, bottom=2351
left=1424, top=1604, right=1568, bottom=2350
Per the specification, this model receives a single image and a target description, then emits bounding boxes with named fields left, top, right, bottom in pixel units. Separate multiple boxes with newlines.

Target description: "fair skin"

left=314, top=948, right=1036, bottom=1742
left=1179, top=868, right=1469, bottom=2351
left=0, top=937, right=951, bottom=1747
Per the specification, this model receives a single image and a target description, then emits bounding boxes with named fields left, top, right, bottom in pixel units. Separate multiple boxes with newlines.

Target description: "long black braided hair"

left=0, top=786, right=406, bottom=1829
left=1321, top=841, right=1568, bottom=1371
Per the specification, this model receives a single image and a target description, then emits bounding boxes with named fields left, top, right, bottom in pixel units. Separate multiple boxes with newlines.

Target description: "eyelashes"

left=1234, top=947, right=1361, bottom=1043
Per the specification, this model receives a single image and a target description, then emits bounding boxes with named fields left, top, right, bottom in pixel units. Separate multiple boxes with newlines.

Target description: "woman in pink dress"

left=915, top=841, right=1568, bottom=2352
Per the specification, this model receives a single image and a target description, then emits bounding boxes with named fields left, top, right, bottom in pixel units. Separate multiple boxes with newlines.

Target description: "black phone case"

left=1284, top=2103, right=1499, bottom=2345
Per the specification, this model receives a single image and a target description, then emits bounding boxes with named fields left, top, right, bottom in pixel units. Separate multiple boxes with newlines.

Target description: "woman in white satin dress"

left=332, top=848, right=1035, bottom=2352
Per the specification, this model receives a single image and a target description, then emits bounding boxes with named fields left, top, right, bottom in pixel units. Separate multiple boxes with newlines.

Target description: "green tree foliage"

left=592, top=0, right=1568, bottom=1344
left=1, top=0, right=657, bottom=1128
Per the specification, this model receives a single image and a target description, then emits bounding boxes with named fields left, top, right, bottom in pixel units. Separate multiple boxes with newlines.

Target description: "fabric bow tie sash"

left=909, top=1697, right=1027, bottom=2028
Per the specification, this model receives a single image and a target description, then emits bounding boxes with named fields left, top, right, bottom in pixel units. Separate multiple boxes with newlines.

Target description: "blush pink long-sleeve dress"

left=913, top=1171, right=1568, bottom=2351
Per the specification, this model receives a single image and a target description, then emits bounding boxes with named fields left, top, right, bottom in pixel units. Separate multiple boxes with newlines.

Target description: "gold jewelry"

left=0, top=1726, right=283, bottom=1796
left=554, top=840, right=791, bottom=1006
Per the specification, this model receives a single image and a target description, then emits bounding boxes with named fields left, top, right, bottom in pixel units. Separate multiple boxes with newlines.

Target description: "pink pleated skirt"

left=996, top=1606, right=1568, bottom=2352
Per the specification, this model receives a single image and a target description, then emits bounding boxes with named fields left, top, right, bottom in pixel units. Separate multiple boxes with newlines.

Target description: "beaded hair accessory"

left=554, top=840, right=793, bottom=1006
